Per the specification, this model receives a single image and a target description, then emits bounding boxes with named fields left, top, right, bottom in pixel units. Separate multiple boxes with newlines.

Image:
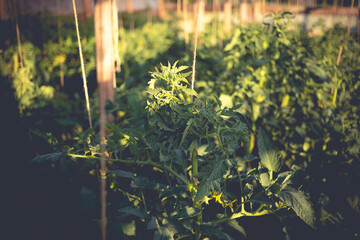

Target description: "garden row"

left=2, top=12, right=360, bottom=239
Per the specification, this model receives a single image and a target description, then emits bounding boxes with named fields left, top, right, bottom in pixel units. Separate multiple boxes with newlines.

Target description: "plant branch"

left=68, top=154, right=192, bottom=188
left=205, top=204, right=286, bottom=226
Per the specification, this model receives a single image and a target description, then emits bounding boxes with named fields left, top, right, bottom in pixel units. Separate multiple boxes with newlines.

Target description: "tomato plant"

left=33, top=62, right=316, bottom=239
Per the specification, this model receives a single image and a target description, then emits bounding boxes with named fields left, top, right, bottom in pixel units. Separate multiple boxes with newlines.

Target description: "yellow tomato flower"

left=318, top=101, right=324, bottom=109
left=213, top=192, right=223, bottom=205
left=225, top=199, right=237, bottom=208
left=200, top=196, right=211, bottom=205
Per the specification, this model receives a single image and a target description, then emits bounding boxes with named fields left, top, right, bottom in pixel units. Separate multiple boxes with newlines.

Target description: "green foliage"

left=257, top=127, right=283, bottom=172
left=6, top=10, right=359, bottom=239
left=277, top=187, right=315, bottom=228
left=45, top=62, right=315, bottom=239
left=193, top=12, right=360, bottom=234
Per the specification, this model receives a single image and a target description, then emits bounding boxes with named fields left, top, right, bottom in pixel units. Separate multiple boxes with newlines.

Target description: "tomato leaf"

left=257, top=128, right=283, bottom=172
left=277, top=187, right=316, bottom=228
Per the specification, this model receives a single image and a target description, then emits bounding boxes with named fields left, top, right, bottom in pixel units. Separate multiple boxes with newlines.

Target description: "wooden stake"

left=94, top=0, right=115, bottom=238
left=223, top=0, right=232, bottom=34
left=0, top=0, right=9, bottom=20
left=177, top=0, right=182, bottom=15
left=126, top=0, right=134, bottom=31
left=331, top=45, right=343, bottom=107
left=127, top=0, right=133, bottom=13
left=191, top=0, right=200, bottom=102
left=57, top=0, right=64, bottom=88
left=159, top=0, right=166, bottom=18
left=11, top=0, right=23, bottom=71
left=72, top=0, right=93, bottom=129
left=211, top=0, right=217, bottom=45
left=83, top=0, right=91, bottom=18
left=112, top=0, right=121, bottom=88
left=197, top=0, right=205, bottom=33
left=183, top=0, right=189, bottom=49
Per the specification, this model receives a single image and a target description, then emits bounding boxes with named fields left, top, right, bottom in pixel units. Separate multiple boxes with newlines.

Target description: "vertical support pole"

left=183, top=0, right=189, bottom=49
left=159, top=0, right=166, bottom=18
left=94, top=0, right=114, bottom=239
left=223, top=0, right=232, bottom=34
left=177, top=0, right=182, bottom=15
left=83, top=0, right=91, bottom=18
left=112, top=0, right=120, bottom=88
left=197, top=0, right=205, bottom=33
left=0, top=0, right=9, bottom=20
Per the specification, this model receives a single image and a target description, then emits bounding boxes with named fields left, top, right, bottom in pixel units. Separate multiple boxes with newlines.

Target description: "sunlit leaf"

left=121, top=220, right=136, bottom=236
left=31, top=152, right=62, bottom=163
left=277, top=187, right=316, bottom=228
left=226, top=220, right=247, bottom=239
left=118, top=206, right=148, bottom=219
left=111, top=170, right=135, bottom=179
left=171, top=206, right=200, bottom=220
left=257, top=128, right=283, bottom=172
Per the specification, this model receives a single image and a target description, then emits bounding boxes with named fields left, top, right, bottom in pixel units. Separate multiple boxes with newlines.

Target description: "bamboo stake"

left=83, top=0, right=91, bottom=18
left=183, top=0, right=189, bottom=50
left=177, top=0, right=182, bottom=15
left=158, top=0, right=166, bottom=18
left=332, top=0, right=353, bottom=106
left=211, top=0, right=217, bottom=45
left=217, top=0, right=223, bottom=49
left=331, top=45, right=343, bottom=107
left=346, top=0, right=354, bottom=36
left=72, top=0, right=93, bottom=129
left=99, top=79, right=107, bottom=240
left=127, top=0, right=133, bottom=13
left=94, top=1, right=115, bottom=239
left=11, top=0, right=23, bottom=71
left=112, top=0, right=121, bottom=88
left=191, top=0, right=200, bottom=102
left=119, top=18, right=127, bottom=55
left=147, top=9, right=152, bottom=28
left=197, top=0, right=205, bottom=33
left=126, top=0, right=134, bottom=32
left=262, top=0, right=265, bottom=14
left=234, top=0, right=239, bottom=19
left=223, top=0, right=232, bottom=34
left=0, top=0, right=9, bottom=20
left=56, top=0, right=64, bottom=88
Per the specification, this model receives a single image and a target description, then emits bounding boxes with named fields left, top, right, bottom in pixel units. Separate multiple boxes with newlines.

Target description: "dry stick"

left=262, top=0, right=265, bottom=14
left=223, top=0, right=232, bottom=34
left=56, top=0, right=64, bottom=88
left=197, top=0, right=205, bottom=33
left=126, top=0, right=134, bottom=32
left=191, top=0, right=200, bottom=103
left=72, top=0, right=93, bottom=129
left=347, top=0, right=354, bottom=36
left=119, top=18, right=127, bottom=54
left=211, top=0, right=217, bottom=46
left=177, top=0, right=182, bottom=15
left=183, top=0, right=189, bottom=51
left=331, top=45, right=343, bottom=107
left=0, top=0, right=8, bottom=20
left=217, top=0, right=223, bottom=49
left=332, top=0, right=353, bottom=105
left=191, top=6, right=200, bottom=238
left=112, top=0, right=121, bottom=88
left=11, top=0, right=24, bottom=71
left=234, top=0, right=239, bottom=19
